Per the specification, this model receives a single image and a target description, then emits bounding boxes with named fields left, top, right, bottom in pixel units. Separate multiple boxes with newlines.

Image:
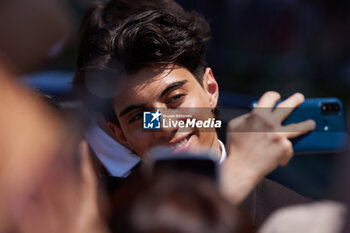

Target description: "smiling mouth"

left=168, top=133, right=193, bottom=153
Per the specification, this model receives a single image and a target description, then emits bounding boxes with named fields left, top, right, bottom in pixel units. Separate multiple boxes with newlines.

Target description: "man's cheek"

left=186, top=96, right=211, bottom=109
left=127, top=133, right=147, bottom=151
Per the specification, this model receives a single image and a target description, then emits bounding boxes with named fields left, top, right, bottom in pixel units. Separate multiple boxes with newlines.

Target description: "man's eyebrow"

left=119, top=104, right=147, bottom=117
left=160, top=80, right=188, bottom=98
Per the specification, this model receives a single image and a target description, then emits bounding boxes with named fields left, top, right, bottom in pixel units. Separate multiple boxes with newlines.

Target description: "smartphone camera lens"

left=321, top=103, right=340, bottom=115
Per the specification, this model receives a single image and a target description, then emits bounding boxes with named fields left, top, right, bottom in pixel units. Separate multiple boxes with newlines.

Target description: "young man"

left=74, top=1, right=316, bottom=227
left=74, top=0, right=193, bottom=179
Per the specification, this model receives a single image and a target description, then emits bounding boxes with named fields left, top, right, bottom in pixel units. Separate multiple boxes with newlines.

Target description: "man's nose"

left=153, top=123, right=177, bottom=140
left=150, top=107, right=180, bottom=140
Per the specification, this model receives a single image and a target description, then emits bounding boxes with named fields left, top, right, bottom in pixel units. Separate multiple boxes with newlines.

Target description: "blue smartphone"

left=254, top=98, right=348, bottom=154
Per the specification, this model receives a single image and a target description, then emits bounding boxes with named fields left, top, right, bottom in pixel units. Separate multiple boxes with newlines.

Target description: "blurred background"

left=21, top=0, right=350, bottom=200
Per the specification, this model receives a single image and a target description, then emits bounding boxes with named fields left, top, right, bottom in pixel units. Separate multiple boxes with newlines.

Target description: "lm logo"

left=143, top=110, right=161, bottom=129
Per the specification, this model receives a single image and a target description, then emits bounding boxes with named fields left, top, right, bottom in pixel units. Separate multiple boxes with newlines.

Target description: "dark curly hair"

left=76, top=0, right=210, bottom=70
left=74, top=1, right=211, bottom=124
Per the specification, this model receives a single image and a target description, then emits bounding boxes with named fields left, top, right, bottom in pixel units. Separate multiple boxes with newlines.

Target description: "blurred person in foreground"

left=110, top=170, right=253, bottom=233
left=74, top=0, right=316, bottom=229
left=259, top=200, right=346, bottom=233
left=0, top=0, right=107, bottom=232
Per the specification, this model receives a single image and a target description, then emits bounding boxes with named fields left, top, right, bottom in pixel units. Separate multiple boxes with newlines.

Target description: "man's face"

left=110, top=66, right=220, bottom=159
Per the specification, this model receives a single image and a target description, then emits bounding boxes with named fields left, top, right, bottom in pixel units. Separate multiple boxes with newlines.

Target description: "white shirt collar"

left=84, top=123, right=140, bottom=178
left=218, top=139, right=227, bottom=164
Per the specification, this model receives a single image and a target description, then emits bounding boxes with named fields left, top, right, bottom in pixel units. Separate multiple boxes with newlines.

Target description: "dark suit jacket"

left=240, top=178, right=311, bottom=229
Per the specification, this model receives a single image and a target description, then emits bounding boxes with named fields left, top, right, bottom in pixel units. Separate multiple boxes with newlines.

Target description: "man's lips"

left=168, top=133, right=193, bottom=153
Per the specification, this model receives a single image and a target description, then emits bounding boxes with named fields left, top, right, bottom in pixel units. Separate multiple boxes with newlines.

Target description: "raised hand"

left=221, top=91, right=316, bottom=204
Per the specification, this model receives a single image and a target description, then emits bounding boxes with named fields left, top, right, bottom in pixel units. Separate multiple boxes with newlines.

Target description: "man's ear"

left=202, top=67, right=219, bottom=108
left=107, top=122, right=131, bottom=149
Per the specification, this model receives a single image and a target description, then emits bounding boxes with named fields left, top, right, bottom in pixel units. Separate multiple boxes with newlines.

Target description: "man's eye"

left=168, top=94, right=185, bottom=104
left=129, top=112, right=143, bottom=123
